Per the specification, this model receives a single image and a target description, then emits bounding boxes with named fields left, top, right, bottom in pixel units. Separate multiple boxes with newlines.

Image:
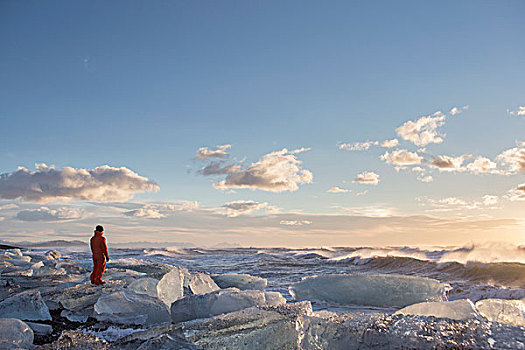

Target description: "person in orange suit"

left=90, top=225, right=109, bottom=285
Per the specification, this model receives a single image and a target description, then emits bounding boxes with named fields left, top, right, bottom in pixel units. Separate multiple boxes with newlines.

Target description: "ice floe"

left=290, top=273, right=450, bottom=307
left=0, top=318, right=34, bottom=350
left=211, top=273, right=267, bottom=291
left=170, top=288, right=286, bottom=323
left=94, top=290, right=171, bottom=326
left=476, top=298, right=525, bottom=327
left=394, top=299, right=481, bottom=321
left=0, top=290, right=51, bottom=321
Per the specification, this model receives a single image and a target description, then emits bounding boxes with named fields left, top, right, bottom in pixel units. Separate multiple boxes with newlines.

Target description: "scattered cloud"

left=507, top=106, right=525, bottom=117
left=0, top=203, right=18, bottom=210
left=465, top=156, right=501, bottom=174
left=333, top=205, right=394, bottom=217
left=429, top=154, right=472, bottom=172
left=496, top=144, right=525, bottom=174
left=195, top=144, right=231, bottom=160
left=0, top=163, right=159, bottom=203
left=124, top=208, right=165, bottom=219
left=381, top=149, right=423, bottom=166
left=354, top=171, right=380, bottom=185
left=417, top=175, right=433, bottom=183
left=212, top=148, right=313, bottom=192
left=417, top=195, right=499, bottom=212
left=16, top=206, right=84, bottom=221
left=280, top=220, right=312, bottom=226
left=356, top=190, right=369, bottom=196
left=449, top=105, right=469, bottom=116
left=338, top=141, right=379, bottom=151
left=198, top=161, right=241, bottom=176
left=327, top=186, right=350, bottom=193
left=507, top=184, right=525, bottom=201
left=396, top=111, right=446, bottom=146
left=381, top=139, right=399, bottom=148
left=221, top=200, right=277, bottom=217
left=124, top=201, right=200, bottom=219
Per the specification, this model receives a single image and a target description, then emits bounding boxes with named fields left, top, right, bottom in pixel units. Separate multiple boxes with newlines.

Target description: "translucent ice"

left=0, top=318, right=34, bottom=349
left=59, top=280, right=126, bottom=312
left=475, top=298, right=525, bottom=326
left=45, top=250, right=61, bottom=260
left=211, top=273, right=267, bottom=291
left=185, top=273, right=220, bottom=295
left=26, top=321, right=53, bottom=336
left=290, top=273, right=450, bottom=307
left=157, top=267, right=184, bottom=306
left=94, top=290, right=171, bottom=326
left=0, top=290, right=51, bottom=321
left=170, top=288, right=286, bottom=323
left=127, top=278, right=160, bottom=298
left=394, top=299, right=481, bottom=321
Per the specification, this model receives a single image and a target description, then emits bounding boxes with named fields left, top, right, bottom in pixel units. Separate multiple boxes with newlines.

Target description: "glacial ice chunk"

left=26, top=322, right=53, bottom=336
left=33, top=265, right=67, bottom=277
left=59, top=280, right=126, bottom=312
left=185, top=273, right=220, bottom=295
left=290, top=273, right=450, bottom=307
left=394, top=299, right=481, bottom=321
left=170, top=288, right=286, bottom=323
left=157, top=267, right=184, bottom=306
left=127, top=278, right=160, bottom=298
left=0, top=290, right=51, bottom=321
left=476, top=298, right=525, bottom=326
left=211, top=273, right=268, bottom=291
left=45, top=250, right=61, bottom=259
left=94, top=290, right=171, bottom=326
left=0, top=318, right=34, bottom=349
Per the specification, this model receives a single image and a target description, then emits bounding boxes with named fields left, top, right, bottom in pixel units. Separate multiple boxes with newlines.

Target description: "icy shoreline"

left=1, top=247, right=524, bottom=349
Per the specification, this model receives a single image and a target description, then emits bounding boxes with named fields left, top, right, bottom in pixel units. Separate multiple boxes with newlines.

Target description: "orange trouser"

left=90, top=256, right=106, bottom=285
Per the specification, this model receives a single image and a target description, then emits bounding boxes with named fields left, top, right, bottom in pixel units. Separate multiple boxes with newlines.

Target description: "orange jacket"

left=90, top=231, right=109, bottom=259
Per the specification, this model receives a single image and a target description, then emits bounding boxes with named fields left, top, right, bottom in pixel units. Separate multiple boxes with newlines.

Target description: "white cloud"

left=417, top=175, right=433, bottom=183
left=417, top=195, right=499, bottom=211
left=339, top=141, right=379, bottom=151
left=496, top=144, right=525, bottom=174
left=412, top=166, right=426, bottom=173
left=0, top=203, right=18, bottom=210
left=198, top=162, right=241, bottom=175
left=123, top=201, right=200, bottom=219
left=213, top=148, right=313, bottom=192
left=396, top=112, right=447, bottom=146
left=449, top=105, right=469, bottom=116
left=195, top=144, right=231, bottom=160
left=465, top=156, right=501, bottom=174
left=508, top=106, right=525, bottom=117
left=507, top=184, right=525, bottom=201
left=16, top=206, right=84, bottom=221
left=333, top=205, right=394, bottom=217
left=356, top=190, right=369, bottom=196
left=0, top=163, right=159, bottom=203
left=327, top=186, right=350, bottom=193
left=124, top=208, right=165, bottom=219
left=429, top=154, right=472, bottom=172
left=354, top=171, right=380, bottom=185
left=381, top=149, right=423, bottom=165
left=221, top=200, right=276, bottom=217
left=381, top=139, right=399, bottom=148
left=280, top=220, right=312, bottom=226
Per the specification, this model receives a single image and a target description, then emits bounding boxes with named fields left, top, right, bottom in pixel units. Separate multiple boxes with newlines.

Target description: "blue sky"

left=0, top=1, right=524, bottom=246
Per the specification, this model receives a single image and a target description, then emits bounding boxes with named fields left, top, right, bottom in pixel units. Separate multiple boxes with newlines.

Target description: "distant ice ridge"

left=290, top=273, right=450, bottom=308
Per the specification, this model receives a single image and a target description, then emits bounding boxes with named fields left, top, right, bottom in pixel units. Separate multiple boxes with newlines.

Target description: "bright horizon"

left=0, top=1, right=524, bottom=247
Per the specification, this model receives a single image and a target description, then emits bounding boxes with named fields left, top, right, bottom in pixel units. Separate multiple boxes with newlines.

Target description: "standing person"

left=90, top=225, right=109, bottom=285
